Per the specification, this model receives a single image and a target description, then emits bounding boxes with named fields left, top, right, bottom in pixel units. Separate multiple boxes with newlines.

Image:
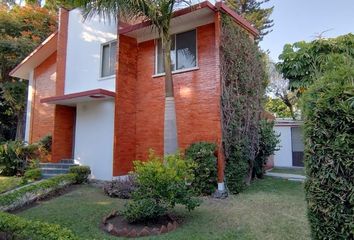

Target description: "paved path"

left=265, top=172, right=306, bottom=182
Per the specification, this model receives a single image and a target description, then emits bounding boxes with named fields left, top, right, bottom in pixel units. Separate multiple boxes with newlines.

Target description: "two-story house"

left=10, top=1, right=258, bottom=193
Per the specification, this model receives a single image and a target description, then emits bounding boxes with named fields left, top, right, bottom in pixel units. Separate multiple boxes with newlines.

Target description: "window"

left=101, top=40, right=117, bottom=78
left=156, top=29, right=197, bottom=74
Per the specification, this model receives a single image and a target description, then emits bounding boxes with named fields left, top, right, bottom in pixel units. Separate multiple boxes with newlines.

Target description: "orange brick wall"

left=30, top=52, right=57, bottom=143
left=113, top=22, right=223, bottom=175
left=52, top=105, right=76, bottom=162
left=113, top=35, right=138, bottom=176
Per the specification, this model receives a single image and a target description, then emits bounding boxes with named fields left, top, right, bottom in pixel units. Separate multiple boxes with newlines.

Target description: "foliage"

left=253, top=120, right=279, bottom=178
left=38, top=134, right=52, bottom=154
left=0, top=5, right=57, bottom=141
left=0, top=211, right=79, bottom=240
left=302, top=56, right=354, bottom=240
left=0, top=176, right=23, bottom=194
left=0, top=140, right=39, bottom=176
left=185, top=142, right=217, bottom=195
left=69, top=166, right=91, bottom=184
left=121, top=151, right=200, bottom=223
left=265, top=98, right=292, bottom=118
left=23, top=168, right=42, bottom=183
left=225, top=0, right=274, bottom=41
left=220, top=14, right=265, bottom=193
left=103, top=175, right=137, bottom=199
left=277, top=33, right=354, bottom=91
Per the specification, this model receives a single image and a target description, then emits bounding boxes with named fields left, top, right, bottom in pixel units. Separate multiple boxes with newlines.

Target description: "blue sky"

left=259, top=0, right=354, bottom=62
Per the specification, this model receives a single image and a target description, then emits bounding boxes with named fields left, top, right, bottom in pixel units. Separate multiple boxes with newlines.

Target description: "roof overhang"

left=10, top=32, right=58, bottom=80
left=119, top=1, right=259, bottom=42
left=275, top=119, right=303, bottom=127
left=40, top=89, right=115, bottom=106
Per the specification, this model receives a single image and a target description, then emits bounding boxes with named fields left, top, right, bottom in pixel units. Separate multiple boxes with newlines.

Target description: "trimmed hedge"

left=0, top=173, right=76, bottom=211
left=302, top=59, right=354, bottom=239
left=69, top=166, right=91, bottom=184
left=0, top=211, right=79, bottom=240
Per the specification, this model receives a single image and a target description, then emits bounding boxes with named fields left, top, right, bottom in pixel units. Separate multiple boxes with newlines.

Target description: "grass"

left=0, top=176, right=23, bottom=194
left=268, top=167, right=306, bottom=176
left=18, top=177, right=310, bottom=240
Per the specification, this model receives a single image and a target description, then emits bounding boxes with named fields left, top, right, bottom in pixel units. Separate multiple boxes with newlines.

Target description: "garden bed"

left=0, top=176, right=23, bottom=194
left=17, top=177, right=311, bottom=239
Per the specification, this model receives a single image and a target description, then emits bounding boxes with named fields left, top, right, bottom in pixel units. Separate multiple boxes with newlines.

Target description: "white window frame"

left=99, top=39, right=117, bottom=79
left=154, top=29, right=198, bottom=76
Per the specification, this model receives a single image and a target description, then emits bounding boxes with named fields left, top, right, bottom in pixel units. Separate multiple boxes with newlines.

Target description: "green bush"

left=253, top=120, right=280, bottom=178
left=38, top=134, right=52, bottom=154
left=23, top=168, right=42, bottom=183
left=0, top=211, right=79, bottom=240
left=0, top=173, right=76, bottom=211
left=185, top=142, right=218, bottom=195
left=121, top=151, right=200, bottom=223
left=0, top=141, right=39, bottom=176
left=302, top=57, right=354, bottom=239
left=69, top=166, right=91, bottom=184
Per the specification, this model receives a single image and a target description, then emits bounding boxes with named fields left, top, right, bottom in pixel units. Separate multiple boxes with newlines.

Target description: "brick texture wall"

left=30, top=52, right=57, bottom=143
left=113, top=22, right=223, bottom=175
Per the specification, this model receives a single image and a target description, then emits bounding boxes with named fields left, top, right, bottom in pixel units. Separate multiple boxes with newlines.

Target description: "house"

left=273, top=119, right=304, bottom=167
left=10, top=1, right=258, bottom=192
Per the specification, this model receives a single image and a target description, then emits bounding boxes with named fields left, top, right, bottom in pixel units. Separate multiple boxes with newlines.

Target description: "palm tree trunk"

left=162, top=34, right=178, bottom=155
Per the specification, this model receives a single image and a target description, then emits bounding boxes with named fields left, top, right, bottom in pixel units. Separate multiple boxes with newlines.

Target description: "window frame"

left=154, top=29, right=198, bottom=76
left=99, top=39, right=117, bottom=79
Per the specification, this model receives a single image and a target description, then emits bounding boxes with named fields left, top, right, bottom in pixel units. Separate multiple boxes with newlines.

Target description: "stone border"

left=102, top=211, right=178, bottom=238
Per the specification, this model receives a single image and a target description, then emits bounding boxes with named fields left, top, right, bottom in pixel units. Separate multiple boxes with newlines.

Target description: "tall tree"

left=72, top=0, right=190, bottom=155
left=225, top=0, right=273, bottom=41
left=0, top=5, right=57, bottom=141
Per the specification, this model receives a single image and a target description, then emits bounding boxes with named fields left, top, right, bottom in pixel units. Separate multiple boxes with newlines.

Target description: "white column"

left=24, top=70, right=34, bottom=143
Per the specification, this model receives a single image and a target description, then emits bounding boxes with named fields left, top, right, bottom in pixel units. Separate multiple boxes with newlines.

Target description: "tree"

left=0, top=5, right=57, bottom=140
left=277, top=33, right=354, bottom=92
left=265, top=98, right=292, bottom=119
left=266, top=60, right=298, bottom=119
left=71, top=0, right=190, bottom=155
left=225, top=0, right=274, bottom=41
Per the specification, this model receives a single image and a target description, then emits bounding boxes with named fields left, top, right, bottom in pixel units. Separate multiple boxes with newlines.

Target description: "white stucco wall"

left=65, top=9, right=117, bottom=94
left=74, top=100, right=115, bottom=180
left=274, top=126, right=293, bottom=167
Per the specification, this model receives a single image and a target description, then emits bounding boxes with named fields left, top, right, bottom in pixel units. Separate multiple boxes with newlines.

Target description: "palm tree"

left=73, top=0, right=188, bottom=155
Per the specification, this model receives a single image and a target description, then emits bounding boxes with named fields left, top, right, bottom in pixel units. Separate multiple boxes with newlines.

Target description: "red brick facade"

left=30, top=52, right=57, bottom=143
left=113, top=22, right=223, bottom=175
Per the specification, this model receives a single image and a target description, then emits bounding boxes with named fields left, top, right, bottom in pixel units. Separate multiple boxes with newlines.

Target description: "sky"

left=259, top=0, right=354, bottom=62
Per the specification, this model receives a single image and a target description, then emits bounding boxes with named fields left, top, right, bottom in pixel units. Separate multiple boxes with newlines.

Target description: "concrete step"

left=41, top=168, right=69, bottom=175
left=39, top=163, right=78, bottom=169
left=60, top=159, right=75, bottom=164
left=42, top=173, right=59, bottom=179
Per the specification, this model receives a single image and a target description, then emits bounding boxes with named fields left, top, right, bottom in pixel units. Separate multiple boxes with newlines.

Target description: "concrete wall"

left=274, top=126, right=293, bottom=167
left=74, top=100, right=115, bottom=180
left=65, top=9, right=117, bottom=94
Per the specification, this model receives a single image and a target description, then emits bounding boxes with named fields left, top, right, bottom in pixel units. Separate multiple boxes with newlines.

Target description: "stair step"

left=41, top=168, right=69, bottom=174
left=60, top=159, right=75, bottom=164
left=42, top=173, right=59, bottom=179
left=40, top=163, right=78, bottom=169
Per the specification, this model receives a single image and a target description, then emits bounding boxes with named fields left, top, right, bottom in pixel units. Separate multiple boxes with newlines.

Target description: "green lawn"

left=268, top=167, right=306, bottom=176
left=0, top=176, right=23, bottom=194
left=18, top=177, right=310, bottom=240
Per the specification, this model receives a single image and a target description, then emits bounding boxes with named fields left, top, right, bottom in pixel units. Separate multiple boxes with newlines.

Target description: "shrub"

left=0, top=211, right=79, bottom=240
left=0, top=141, right=39, bottom=176
left=38, top=134, right=52, bottom=153
left=121, top=151, right=200, bottom=223
left=302, top=58, right=354, bottom=239
left=69, top=166, right=91, bottom=184
left=23, top=168, right=42, bottom=183
left=103, top=175, right=137, bottom=199
left=253, top=120, right=280, bottom=178
left=185, top=142, right=218, bottom=195
left=0, top=173, right=76, bottom=211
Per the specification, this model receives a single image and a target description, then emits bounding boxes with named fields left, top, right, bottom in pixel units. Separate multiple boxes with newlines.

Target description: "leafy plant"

left=185, top=142, right=217, bottom=195
left=23, top=168, right=42, bottom=183
left=121, top=151, right=200, bottom=223
left=0, top=141, right=39, bottom=176
left=103, top=175, right=137, bottom=199
left=38, top=134, right=52, bottom=154
left=302, top=55, right=354, bottom=239
left=0, top=211, right=79, bottom=240
left=69, top=166, right=91, bottom=184
left=253, top=120, right=280, bottom=178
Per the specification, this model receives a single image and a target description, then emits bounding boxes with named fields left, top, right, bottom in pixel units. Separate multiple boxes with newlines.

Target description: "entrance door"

left=291, top=127, right=304, bottom=167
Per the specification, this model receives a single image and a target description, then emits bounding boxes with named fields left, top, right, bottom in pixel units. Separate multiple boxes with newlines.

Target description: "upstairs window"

left=101, top=40, right=117, bottom=78
left=156, top=29, right=197, bottom=74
